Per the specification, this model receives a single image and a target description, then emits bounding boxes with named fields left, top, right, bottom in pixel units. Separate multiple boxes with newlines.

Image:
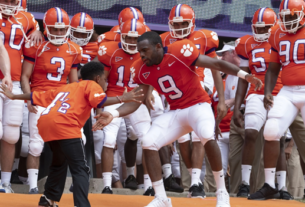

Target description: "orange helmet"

left=118, top=7, right=145, bottom=26
left=145, top=25, right=151, bottom=32
left=70, top=12, right=94, bottom=46
left=252, top=8, right=277, bottom=42
left=0, top=0, right=20, bottom=16
left=278, top=0, right=305, bottom=33
left=43, top=7, right=70, bottom=45
left=17, top=0, right=26, bottom=12
left=120, top=19, right=146, bottom=54
left=168, top=4, right=195, bottom=39
left=110, top=25, right=120, bottom=33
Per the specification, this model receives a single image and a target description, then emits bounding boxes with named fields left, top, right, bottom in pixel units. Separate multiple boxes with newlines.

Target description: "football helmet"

left=43, top=7, right=70, bottom=45
left=70, top=12, right=94, bottom=46
left=278, top=0, right=305, bottom=33
left=168, top=4, right=195, bottom=39
left=145, top=25, right=151, bottom=32
left=110, top=25, right=120, bottom=33
left=17, top=0, right=26, bottom=12
left=0, top=0, right=20, bottom=16
left=121, top=18, right=146, bottom=54
left=252, top=7, right=277, bottom=42
left=118, top=7, right=145, bottom=26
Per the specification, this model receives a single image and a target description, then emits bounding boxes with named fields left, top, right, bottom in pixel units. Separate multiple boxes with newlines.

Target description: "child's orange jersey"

left=0, top=11, right=39, bottom=81
left=160, top=29, right=219, bottom=82
left=211, top=80, right=233, bottom=133
left=98, top=42, right=139, bottom=97
left=97, top=31, right=120, bottom=45
left=132, top=39, right=211, bottom=110
left=269, top=24, right=305, bottom=86
left=81, top=41, right=98, bottom=65
left=23, top=40, right=82, bottom=92
left=31, top=80, right=107, bottom=142
left=235, top=34, right=283, bottom=97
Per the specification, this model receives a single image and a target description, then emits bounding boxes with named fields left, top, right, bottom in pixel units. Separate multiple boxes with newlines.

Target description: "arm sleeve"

left=23, top=44, right=37, bottom=64
left=204, top=30, right=219, bottom=58
left=172, top=40, right=200, bottom=67
left=72, top=46, right=83, bottom=68
left=85, top=81, right=107, bottom=108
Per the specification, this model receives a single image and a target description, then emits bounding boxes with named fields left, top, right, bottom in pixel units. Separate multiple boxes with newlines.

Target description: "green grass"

left=299, top=199, right=305, bottom=203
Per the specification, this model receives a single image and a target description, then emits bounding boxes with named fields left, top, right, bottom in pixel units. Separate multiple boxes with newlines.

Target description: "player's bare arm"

left=195, top=54, right=263, bottom=90
left=233, top=66, right=250, bottom=127
left=21, top=61, right=37, bottom=114
left=68, top=69, right=79, bottom=83
left=263, top=62, right=281, bottom=110
left=0, top=37, right=12, bottom=91
left=103, top=86, right=144, bottom=106
left=0, top=84, right=31, bottom=100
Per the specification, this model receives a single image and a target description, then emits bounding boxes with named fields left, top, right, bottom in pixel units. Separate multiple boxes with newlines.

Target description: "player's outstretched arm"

left=102, top=86, right=144, bottom=106
left=0, top=84, right=31, bottom=100
left=0, top=37, right=12, bottom=91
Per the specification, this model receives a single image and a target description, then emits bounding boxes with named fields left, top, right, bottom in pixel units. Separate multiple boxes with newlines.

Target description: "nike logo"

left=94, top=93, right=105, bottom=97
left=85, top=50, right=94, bottom=53
left=168, top=61, right=175, bottom=67
left=194, top=37, right=201, bottom=41
left=220, top=175, right=223, bottom=177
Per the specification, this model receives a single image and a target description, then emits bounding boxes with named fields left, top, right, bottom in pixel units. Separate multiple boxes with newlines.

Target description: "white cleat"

left=216, top=189, right=230, bottom=207
left=0, top=183, right=14, bottom=193
left=145, top=196, right=172, bottom=207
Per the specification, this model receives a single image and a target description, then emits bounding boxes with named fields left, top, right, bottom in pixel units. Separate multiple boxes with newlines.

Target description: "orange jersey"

left=235, top=34, right=283, bottom=96
left=97, top=31, right=120, bottom=45
left=31, top=80, right=107, bottom=142
left=132, top=39, right=211, bottom=110
left=81, top=41, right=98, bottom=65
left=211, top=80, right=233, bottom=132
left=23, top=40, right=82, bottom=92
left=269, top=24, right=305, bottom=85
left=98, top=42, right=139, bottom=97
left=1, top=12, right=38, bottom=81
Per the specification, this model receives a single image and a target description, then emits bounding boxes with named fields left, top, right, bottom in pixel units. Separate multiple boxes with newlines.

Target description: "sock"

left=12, top=159, right=19, bottom=171
left=102, top=172, right=112, bottom=189
left=191, top=168, right=201, bottom=186
left=19, top=176, right=28, bottom=185
left=27, top=169, right=38, bottom=190
left=188, top=168, right=192, bottom=176
left=162, top=164, right=172, bottom=179
left=1, top=172, right=11, bottom=185
left=276, top=171, right=286, bottom=190
left=265, top=168, right=276, bottom=189
left=241, top=165, right=252, bottom=185
left=213, top=170, right=227, bottom=191
left=138, top=184, right=144, bottom=189
left=126, top=167, right=135, bottom=177
left=152, top=179, right=167, bottom=199
left=144, top=174, right=152, bottom=191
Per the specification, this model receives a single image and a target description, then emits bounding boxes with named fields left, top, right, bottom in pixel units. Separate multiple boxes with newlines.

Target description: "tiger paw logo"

left=181, top=44, right=193, bottom=57
left=98, top=34, right=106, bottom=43
left=98, top=46, right=107, bottom=56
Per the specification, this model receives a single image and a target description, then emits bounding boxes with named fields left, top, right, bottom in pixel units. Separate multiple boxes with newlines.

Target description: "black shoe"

left=248, top=183, right=280, bottom=200
left=164, top=174, right=184, bottom=193
left=143, top=186, right=155, bottom=196
left=10, top=169, right=23, bottom=184
left=102, top=186, right=113, bottom=194
left=188, top=183, right=206, bottom=198
left=38, top=195, right=58, bottom=207
left=124, top=175, right=138, bottom=190
left=279, top=188, right=294, bottom=200
left=69, top=184, right=73, bottom=193
left=237, top=182, right=250, bottom=197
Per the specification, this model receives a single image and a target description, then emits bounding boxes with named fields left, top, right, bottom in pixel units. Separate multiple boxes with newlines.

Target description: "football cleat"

left=248, top=183, right=280, bottom=200
left=102, top=186, right=113, bottom=194
left=29, top=187, right=39, bottom=194
left=38, top=195, right=58, bottom=207
left=0, top=183, right=14, bottom=193
left=145, top=197, right=172, bottom=207
left=236, top=182, right=250, bottom=197
left=124, top=175, right=138, bottom=190
left=187, top=183, right=206, bottom=198
left=164, top=174, right=183, bottom=193
left=143, top=186, right=155, bottom=196
left=216, top=189, right=230, bottom=207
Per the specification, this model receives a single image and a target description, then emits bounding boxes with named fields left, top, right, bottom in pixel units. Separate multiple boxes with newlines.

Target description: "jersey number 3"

left=158, top=75, right=183, bottom=100
left=47, top=57, right=66, bottom=81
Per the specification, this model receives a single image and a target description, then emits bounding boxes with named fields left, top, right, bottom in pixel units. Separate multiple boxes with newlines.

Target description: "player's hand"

left=2, top=75, right=12, bottom=91
left=233, top=109, right=244, bottom=128
left=93, top=111, right=114, bottom=131
left=285, top=146, right=293, bottom=160
left=28, top=30, right=43, bottom=46
left=215, top=119, right=222, bottom=141
left=0, top=83, right=14, bottom=99
left=245, top=74, right=263, bottom=91
left=225, top=98, right=234, bottom=109
left=144, top=89, right=155, bottom=110
left=217, top=102, right=227, bottom=122
left=264, top=93, right=274, bottom=110
left=27, top=100, right=38, bottom=114
left=121, top=86, right=144, bottom=103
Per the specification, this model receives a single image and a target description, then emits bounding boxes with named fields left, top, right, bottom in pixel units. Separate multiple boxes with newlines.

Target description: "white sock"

left=152, top=179, right=167, bottom=199
left=241, top=165, right=252, bottom=185
left=213, top=170, right=227, bottom=191
left=265, top=168, right=276, bottom=189
left=27, top=169, right=38, bottom=190
left=144, top=174, right=152, bottom=191
left=126, top=167, right=135, bottom=177
left=162, top=164, right=172, bottom=179
left=1, top=172, right=11, bottom=185
left=138, top=184, right=144, bottom=189
left=191, top=168, right=201, bottom=186
left=276, top=171, right=286, bottom=190
left=102, top=172, right=112, bottom=189
left=12, top=159, right=19, bottom=171
left=188, top=168, right=192, bottom=176
left=18, top=176, right=28, bottom=185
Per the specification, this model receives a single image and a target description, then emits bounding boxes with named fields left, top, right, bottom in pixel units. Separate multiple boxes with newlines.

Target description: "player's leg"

left=171, top=141, right=181, bottom=185
left=27, top=106, right=46, bottom=193
left=217, top=132, right=230, bottom=177
left=112, top=149, right=123, bottom=188
left=92, top=109, right=104, bottom=178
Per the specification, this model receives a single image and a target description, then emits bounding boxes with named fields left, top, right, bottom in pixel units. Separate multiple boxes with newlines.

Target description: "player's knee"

left=141, top=135, right=159, bottom=151
left=133, top=121, right=150, bottom=140
left=2, top=125, right=20, bottom=144
left=178, top=133, right=191, bottom=143
left=127, top=126, right=138, bottom=141
left=103, top=133, right=116, bottom=149
left=245, top=113, right=264, bottom=131
left=20, top=134, right=29, bottom=157
left=29, top=141, right=44, bottom=157
left=196, top=125, right=215, bottom=145
left=264, top=119, right=281, bottom=141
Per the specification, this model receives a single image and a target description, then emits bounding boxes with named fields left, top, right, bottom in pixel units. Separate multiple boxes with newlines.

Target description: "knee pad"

left=245, top=113, right=265, bottom=131
left=127, top=125, right=138, bottom=141
left=178, top=133, right=191, bottom=143
left=3, top=125, right=20, bottom=144
left=141, top=134, right=159, bottom=151
left=136, top=141, right=142, bottom=165
left=20, top=133, right=29, bottom=157
left=29, top=140, right=44, bottom=157
left=195, top=125, right=214, bottom=146
left=191, top=131, right=200, bottom=142
left=132, top=121, right=151, bottom=141
left=103, top=132, right=117, bottom=149
left=264, top=119, right=281, bottom=141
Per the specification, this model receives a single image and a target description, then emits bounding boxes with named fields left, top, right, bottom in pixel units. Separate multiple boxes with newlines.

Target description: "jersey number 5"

left=158, top=75, right=183, bottom=100
left=42, top=92, right=70, bottom=115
